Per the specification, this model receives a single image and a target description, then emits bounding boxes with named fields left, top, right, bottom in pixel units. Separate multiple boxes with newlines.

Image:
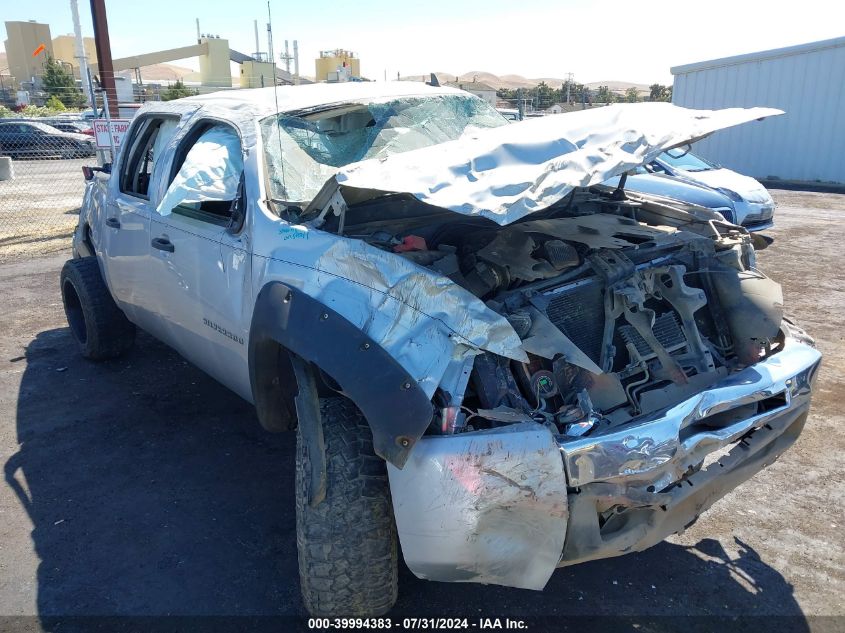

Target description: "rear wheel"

left=60, top=257, right=135, bottom=360
left=296, top=397, right=399, bottom=616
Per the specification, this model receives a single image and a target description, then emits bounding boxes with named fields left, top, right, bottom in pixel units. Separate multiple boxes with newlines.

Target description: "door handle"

left=105, top=217, right=120, bottom=229
left=151, top=237, right=175, bottom=253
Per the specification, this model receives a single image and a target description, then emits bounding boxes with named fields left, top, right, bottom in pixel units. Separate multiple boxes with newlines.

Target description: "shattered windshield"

left=260, top=93, right=507, bottom=204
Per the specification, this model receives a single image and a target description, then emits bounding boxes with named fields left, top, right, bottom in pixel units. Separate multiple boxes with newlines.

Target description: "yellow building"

left=4, top=20, right=53, bottom=86
left=198, top=36, right=232, bottom=88
left=239, top=60, right=277, bottom=88
left=315, top=49, right=360, bottom=82
left=51, top=34, right=97, bottom=78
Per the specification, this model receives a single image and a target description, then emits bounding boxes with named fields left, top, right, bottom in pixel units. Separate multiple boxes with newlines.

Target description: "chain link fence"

left=0, top=117, right=100, bottom=258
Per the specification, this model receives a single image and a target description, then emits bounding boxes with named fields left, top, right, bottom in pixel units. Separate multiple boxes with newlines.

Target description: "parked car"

left=601, top=170, right=738, bottom=224
left=0, top=119, right=96, bottom=159
left=650, top=148, right=775, bottom=231
left=63, top=86, right=820, bottom=617
left=43, top=119, right=95, bottom=137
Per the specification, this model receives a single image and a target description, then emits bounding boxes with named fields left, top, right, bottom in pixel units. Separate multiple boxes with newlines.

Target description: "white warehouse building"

left=671, top=36, right=845, bottom=185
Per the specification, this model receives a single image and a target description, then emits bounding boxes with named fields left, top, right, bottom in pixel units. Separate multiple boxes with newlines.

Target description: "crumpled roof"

left=333, top=102, right=783, bottom=225
left=178, top=81, right=467, bottom=118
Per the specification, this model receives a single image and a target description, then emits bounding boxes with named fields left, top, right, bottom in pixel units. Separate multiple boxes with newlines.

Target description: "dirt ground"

left=0, top=189, right=842, bottom=631
left=0, top=157, right=86, bottom=260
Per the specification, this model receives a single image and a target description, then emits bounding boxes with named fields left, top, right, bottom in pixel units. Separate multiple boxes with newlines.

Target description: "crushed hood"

left=329, top=102, right=782, bottom=226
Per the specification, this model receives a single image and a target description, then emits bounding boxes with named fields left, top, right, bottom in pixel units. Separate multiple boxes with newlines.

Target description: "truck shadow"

left=5, top=329, right=809, bottom=630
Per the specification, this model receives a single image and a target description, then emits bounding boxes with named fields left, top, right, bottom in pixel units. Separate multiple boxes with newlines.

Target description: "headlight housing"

left=715, top=187, right=744, bottom=202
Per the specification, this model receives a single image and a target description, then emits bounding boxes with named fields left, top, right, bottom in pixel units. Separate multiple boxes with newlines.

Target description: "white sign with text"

left=93, top=119, right=131, bottom=149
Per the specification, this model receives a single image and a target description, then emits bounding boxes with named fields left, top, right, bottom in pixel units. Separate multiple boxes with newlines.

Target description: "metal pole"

left=254, top=20, right=260, bottom=57
left=84, top=63, right=97, bottom=112
left=99, top=88, right=116, bottom=160
left=284, top=40, right=290, bottom=73
left=90, top=0, right=118, bottom=117
left=196, top=18, right=201, bottom=42
left=70, top=0, right=92, bottom=106
left=293, top=40, right=299, bottom=85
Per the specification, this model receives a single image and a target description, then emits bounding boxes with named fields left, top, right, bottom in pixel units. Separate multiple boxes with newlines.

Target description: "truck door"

left=148, top=121, right=253, bottom=401
left=99, top=115, right=179, bottom=335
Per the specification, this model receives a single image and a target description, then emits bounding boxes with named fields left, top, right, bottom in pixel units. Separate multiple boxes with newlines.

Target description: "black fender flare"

left=248, top=281, right=433, bottom=468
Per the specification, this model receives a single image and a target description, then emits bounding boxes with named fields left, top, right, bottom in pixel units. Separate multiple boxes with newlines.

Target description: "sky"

left=1, top=0, right=843, bottom=85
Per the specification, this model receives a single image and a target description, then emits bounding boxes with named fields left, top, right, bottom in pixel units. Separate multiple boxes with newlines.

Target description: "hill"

left=403, top=70, right=653, bottom=95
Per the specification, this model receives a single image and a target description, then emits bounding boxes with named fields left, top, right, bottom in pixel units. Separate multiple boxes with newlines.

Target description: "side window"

left=119, top=117, right=178, bottom=199
left=156, top=123, right=245, bottom=231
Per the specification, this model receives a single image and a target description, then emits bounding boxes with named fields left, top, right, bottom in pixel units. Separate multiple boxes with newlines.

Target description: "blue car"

left=602, top=171, right=738, bottom=225
left=650, top=150, right=775, bottom=231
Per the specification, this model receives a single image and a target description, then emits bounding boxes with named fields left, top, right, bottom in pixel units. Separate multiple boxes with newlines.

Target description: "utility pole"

left=293, top=40, right=299, bottom=85
left=89, top=0, right=118, bottom=116
left=70, top=0, right=94, bottom=107
left=565, top=72, right=573, bottom=103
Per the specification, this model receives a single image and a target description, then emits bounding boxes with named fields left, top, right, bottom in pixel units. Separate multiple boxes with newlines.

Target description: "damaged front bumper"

left=387, top=329, right=821, bottom=590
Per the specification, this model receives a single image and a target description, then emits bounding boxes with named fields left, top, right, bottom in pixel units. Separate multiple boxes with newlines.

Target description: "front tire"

left=296, top=398, right=399, bottom=616
left=60, top=257, right=136, bottom=360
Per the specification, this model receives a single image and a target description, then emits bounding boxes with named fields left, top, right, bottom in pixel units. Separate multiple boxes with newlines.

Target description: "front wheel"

left=296, top=398, right=399, bottom=616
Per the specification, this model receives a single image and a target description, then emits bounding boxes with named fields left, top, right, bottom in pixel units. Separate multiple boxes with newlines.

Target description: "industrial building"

left=3, top=20, right=53, bottom=86
left=51, top=33, right=97, bottom=78
left=671, top=36, right=845, bottom=185
left=3, top=19, right=306, bottom=97
left=315, top=49, right=360, bottom=82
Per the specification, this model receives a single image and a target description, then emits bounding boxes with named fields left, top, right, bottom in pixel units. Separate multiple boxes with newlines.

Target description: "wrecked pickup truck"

left=63, top=83, right=821, bottom=616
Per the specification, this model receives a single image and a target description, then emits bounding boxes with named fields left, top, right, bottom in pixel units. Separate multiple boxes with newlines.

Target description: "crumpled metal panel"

left=559, top=336, right=821, bottom=490
left=335, top=103, right=783, bottom=225
left=387, top=422, right=568, bottom=590
left=251, top=217, right=527, bottom=397
left=126, top=92, right=780, bottom=404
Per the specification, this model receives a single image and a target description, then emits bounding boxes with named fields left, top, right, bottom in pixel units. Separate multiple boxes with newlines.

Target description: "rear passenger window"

left=119, top=117, right=178, bottom=199
left=156, top=123, right=245, bottom=230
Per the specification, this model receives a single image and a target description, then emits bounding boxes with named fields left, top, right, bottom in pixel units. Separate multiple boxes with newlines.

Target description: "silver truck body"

left=73, top=83, right=820, bottom=591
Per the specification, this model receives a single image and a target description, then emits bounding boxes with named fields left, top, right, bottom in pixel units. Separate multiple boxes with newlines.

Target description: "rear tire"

left=60, top=257, right=135, bottom=360
left=296, top=398, right=399, bottom=616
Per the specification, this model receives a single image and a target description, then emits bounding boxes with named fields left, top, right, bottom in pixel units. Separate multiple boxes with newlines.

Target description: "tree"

left=648, top=83, right=672, bottom=102
left=161, top=80, right=198, bottom=102
left=535, top=81, right=554, bottom=109
left=561, top=79, right=586, bottom=104
left=42, top=55, right=85, bottom=108
left=595, top=85, right=615, bottom=103
left=624, top=86, right=640, bottom=103
left=45, top=95, right=66, bottom=111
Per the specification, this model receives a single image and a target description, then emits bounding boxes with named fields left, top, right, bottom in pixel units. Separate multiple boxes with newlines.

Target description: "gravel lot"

left=0, top=190, right=842, bottom=632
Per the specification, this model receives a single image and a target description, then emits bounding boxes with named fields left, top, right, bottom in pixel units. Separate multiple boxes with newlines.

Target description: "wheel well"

left=251, top=337, right=298, bottom=432
left=251, top=338, right=341, bottom=433
left=84, top=224, right=94, bottom=253
left=248, top=282, right=434, bottom=466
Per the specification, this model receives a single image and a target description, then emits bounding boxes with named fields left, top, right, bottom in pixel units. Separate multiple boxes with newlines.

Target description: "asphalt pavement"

left=0, top=190, right=842, bottom=632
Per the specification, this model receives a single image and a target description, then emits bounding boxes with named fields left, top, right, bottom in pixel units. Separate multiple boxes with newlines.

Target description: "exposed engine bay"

left=337, top=186, right=784, bottom=439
